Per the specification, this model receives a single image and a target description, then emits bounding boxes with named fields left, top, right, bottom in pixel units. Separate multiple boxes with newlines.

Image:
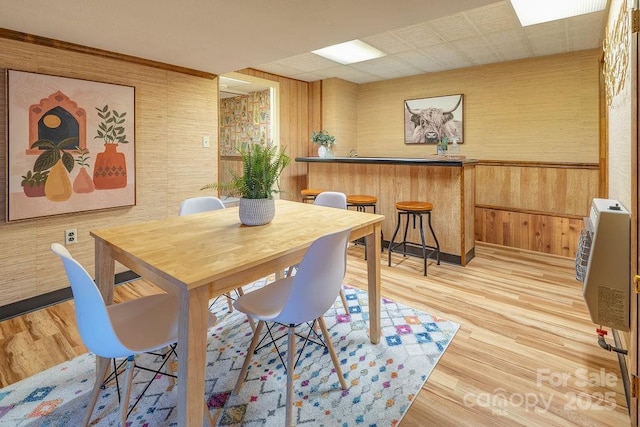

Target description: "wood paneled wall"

left=475, top=161, right=600, bottom=216
left=474, top=161, right=599, bottom=256
left=0, top=37, right=218, bottom=307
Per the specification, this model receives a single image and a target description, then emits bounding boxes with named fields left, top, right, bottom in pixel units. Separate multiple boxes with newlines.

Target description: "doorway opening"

left=218, top=72, right=280, bottom=198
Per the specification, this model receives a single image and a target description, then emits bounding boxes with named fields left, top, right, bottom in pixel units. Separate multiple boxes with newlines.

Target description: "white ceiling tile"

left=463, top=0, right=521, bottom=34
left=394, top=50, right=445, bottom=72
left=483, top=29, right=533, bottom=58
left=362, top=32, right=413, bottom=54
left=418, top=44, right=475, bottom=68
left=322, top=66, right=382, bottom=84
left=350, top=56, right=422, bottom=79
left=528, top=39, right=568, bottom=56
left=391, top=22, right=443, bottom=48
left=450, top=38, right=500, bottom=64
left=287, top=72, right=326, bottom=82
left=254, top=62, right=305, bottom=76
left=269, top=52, right=339, bottom=72
left=484, top=28, right=525, bottom=44
left=428, top=14, right=480, bottom=42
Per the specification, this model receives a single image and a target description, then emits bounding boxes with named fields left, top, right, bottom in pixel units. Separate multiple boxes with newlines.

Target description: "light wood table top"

left=91, top=199, right=384, bottom=426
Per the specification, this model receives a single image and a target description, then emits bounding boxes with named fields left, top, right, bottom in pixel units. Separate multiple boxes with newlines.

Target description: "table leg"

left=365, top=223, right=381, bottom=344
left=176, top=285, right=210, bottom=427
left=93, top=241, right=116, bottom=406
left=94, top=241, right=115, bottom=305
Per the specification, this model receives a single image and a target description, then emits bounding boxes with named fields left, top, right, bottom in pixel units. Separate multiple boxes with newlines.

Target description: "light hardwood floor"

left=0, top=243, right=630, bottom=426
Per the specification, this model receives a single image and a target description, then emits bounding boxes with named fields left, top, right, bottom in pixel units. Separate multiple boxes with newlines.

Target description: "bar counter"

left=296, top=156, right=477, bottom=265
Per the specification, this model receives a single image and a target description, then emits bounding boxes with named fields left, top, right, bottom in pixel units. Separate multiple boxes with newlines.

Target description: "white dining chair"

left=232, top=228, right=351, bottom=427
left=287, top=191, right=350, bottom=313
left=178, top=195, right=225, bottom=215
left=50, top=243, right=216, bottom=426
left=313, top=191, right=347, bottom=209
left=179, top=196, right=247, bottom=315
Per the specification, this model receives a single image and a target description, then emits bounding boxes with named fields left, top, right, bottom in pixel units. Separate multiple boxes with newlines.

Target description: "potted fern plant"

left=202, top=142, right=290, bottom=225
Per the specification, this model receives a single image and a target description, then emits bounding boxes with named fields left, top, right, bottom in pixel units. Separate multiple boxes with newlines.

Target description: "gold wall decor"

left=603, top=2, right=630, bottom=106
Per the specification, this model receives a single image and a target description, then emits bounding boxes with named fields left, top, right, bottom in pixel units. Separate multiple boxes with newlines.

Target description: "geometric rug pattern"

left=0, top=279, right=459, bottom=426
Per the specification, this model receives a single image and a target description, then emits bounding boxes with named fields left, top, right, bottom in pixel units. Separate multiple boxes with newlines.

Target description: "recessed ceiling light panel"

left=312, top=39, right=386, bottom=65
left=510, top=0, right=607, bottom=26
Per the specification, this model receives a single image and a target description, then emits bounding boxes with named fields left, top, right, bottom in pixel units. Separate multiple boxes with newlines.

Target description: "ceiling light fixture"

left=312, top=39, right=385, bottom=65
left=510, top=0, right=607, bottom=26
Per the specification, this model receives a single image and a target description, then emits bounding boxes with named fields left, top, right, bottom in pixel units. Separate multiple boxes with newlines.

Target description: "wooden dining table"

left=90, top=199, right=384, bottom=426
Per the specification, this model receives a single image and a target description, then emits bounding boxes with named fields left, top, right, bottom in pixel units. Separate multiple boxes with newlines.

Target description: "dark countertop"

left=295, top=156, right=478, bottom=166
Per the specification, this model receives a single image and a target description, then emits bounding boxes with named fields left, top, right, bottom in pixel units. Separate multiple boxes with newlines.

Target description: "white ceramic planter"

left=238, top=198, right=275, bottom=226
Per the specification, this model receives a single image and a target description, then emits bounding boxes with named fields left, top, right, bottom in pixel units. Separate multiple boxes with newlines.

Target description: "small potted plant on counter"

left=311, top=130, right=336, bottom=158
left=437, top=136, right=449, bottom=156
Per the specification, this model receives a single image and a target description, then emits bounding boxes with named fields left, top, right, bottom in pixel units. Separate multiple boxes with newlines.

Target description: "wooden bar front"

left=297, top=157, right=477, bottom=265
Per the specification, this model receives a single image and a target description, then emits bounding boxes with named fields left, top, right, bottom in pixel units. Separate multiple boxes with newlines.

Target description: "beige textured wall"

left=606, top=0, right=634, bottom=213
left=323, top=50, right=601, bottom=162
left=0, top=38, right=218, bottom=307
left=321, top=78, right=358, bottom=157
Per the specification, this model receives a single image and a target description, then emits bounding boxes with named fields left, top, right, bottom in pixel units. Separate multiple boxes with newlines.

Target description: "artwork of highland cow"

left=404, top=94, right=463, bottom=144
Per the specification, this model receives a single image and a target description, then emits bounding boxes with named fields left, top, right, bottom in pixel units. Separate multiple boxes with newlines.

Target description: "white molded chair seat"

left=51, top=243, right=216, bottom=426
left=232, top=228, right=351, bottom=427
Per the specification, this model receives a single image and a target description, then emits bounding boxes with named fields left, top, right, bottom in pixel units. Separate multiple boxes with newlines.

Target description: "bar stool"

left=388, top=201, right=440, bottom=276
left=346, top=194, right=378, bottom=213
left=301, top=188, right=325, bottom=203
left=346, top=194, right=382, bottom=258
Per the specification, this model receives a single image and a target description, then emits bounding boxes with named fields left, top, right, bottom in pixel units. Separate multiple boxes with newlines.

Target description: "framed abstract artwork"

left=6, top=69, right=135, bottom=221
left=404, top=94, right=463, bottom=144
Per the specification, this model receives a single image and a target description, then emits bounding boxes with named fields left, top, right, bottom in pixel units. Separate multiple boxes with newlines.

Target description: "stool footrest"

left=388, top=241, right=439, bottom=260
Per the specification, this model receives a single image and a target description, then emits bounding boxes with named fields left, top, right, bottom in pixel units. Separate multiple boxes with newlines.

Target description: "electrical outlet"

left=202, top=135, right=210, bottom=148
left=65, top=228, right=78, bottom=245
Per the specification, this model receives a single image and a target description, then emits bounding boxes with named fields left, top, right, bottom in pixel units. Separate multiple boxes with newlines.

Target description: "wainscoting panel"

left=474, top=161, right=599, bottom=257
left=474, top=207, right=584, bottom=257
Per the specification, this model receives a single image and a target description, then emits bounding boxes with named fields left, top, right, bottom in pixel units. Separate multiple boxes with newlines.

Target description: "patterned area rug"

left=0, top=280, right=459, bottom=426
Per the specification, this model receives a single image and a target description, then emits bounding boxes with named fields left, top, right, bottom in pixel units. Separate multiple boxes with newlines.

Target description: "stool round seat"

left=395, top=201, right=433, bottom=212
left=301, top=188, right=325, bottom=197
left=301, top=188, right=325, bottom=203
left=347, top=195, right=378, bottom=205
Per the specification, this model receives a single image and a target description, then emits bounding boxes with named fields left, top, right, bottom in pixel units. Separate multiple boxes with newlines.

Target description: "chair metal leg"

left=317, top=317, right=348, bottom=390
left=120, top=356, right=135, bottom=426
left=233, top=320, right=264, bottom=395
left=286, top=326, right=295, bottom=427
